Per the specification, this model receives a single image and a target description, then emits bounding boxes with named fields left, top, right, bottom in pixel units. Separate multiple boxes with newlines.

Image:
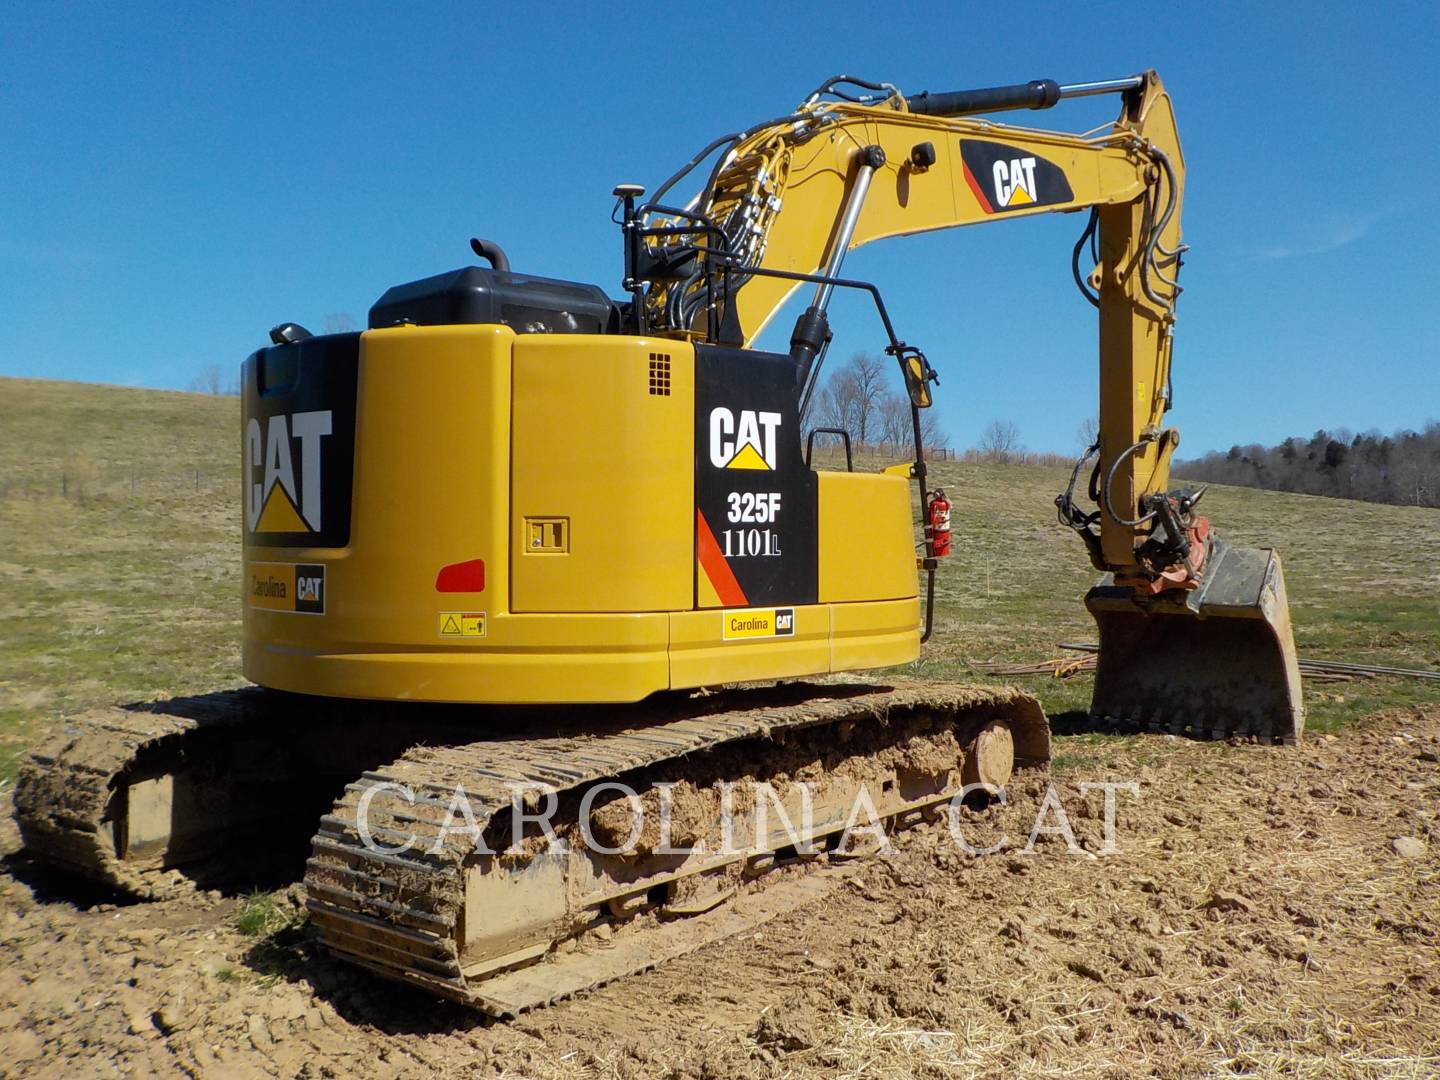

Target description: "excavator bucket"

left=1083, top=541, right=1304, bottom=744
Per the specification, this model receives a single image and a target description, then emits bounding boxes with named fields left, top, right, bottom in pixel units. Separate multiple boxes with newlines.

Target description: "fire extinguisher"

left=927, top=488, right=952, bottom=557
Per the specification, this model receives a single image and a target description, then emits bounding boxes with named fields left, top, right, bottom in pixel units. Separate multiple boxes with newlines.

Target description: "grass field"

left=1, top=374, right=1437, bottom=780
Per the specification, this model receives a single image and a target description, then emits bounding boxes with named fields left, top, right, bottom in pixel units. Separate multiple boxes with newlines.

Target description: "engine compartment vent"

left=648, top=353, right=671, bottom=396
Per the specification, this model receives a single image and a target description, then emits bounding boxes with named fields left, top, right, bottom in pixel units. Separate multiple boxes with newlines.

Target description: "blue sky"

left=3, top=2, right=1436, bottom=455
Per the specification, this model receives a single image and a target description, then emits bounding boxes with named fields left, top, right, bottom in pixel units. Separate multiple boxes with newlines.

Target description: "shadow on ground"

left=241, top=915, right=489, bottom=1035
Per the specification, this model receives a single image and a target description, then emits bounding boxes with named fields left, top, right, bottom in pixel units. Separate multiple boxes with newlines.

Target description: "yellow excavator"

left=17, top=70, right=1302, bottom=1016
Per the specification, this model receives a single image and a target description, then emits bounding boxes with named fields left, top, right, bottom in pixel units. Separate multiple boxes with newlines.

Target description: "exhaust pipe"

left=469, top=237, right=511, bottom=272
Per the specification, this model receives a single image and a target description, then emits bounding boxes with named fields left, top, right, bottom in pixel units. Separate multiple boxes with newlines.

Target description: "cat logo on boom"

left=709, top=407, right=782, bottom=471
left=245, top=410, right=332, bottom=534
left=960, top=139, right=1074, bottom=215
left=992, top=156, right=1038, bottom=207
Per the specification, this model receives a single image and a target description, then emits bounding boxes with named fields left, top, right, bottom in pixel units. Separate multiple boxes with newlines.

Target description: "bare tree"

left=806, top=353, right=946, bottom=455
left=874, top=390, right=948, bottom=452
left=190, top=363, right=229, bottom=395
left=978, top=419, right=1023, bottom=464
left=1076, top=416, right=1099, bottom=451
left=810, top=380, right=849, bottom=433
left=919, top=408, right=946, bottom=449
left=323, top=312, right=357, bottom=334
left=827, top=353, right=888, bottom=448
left=877, top=392, right=911, bottom=450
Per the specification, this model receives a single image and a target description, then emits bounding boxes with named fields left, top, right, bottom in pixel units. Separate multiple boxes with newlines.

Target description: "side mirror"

left=902, top=354, right=935, bottom=408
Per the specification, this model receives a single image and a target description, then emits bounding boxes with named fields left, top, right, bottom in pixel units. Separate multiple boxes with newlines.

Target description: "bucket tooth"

left=1084, top=540, right=1304, bottom=744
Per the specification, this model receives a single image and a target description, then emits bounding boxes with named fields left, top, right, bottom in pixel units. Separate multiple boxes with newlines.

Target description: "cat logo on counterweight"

left=246, top=411, right=332, bottom=535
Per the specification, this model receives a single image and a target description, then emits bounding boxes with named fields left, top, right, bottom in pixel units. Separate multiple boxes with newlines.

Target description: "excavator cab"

left=1085, top=539, right=1304, bottom=743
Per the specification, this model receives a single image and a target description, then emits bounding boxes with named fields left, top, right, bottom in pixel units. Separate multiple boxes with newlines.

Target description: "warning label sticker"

left=439, top=612, right=487, bottom=638
left=722, top=607, right=795, bottom=641
left=248, top=562, right=325, bottom=615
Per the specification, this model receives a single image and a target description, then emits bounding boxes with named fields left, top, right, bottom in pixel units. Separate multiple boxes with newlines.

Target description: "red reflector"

left=435, top=559, right=485, bottom=592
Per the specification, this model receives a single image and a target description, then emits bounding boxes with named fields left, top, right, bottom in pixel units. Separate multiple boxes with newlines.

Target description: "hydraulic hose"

left=1102, top=438, right=1160, bottom=527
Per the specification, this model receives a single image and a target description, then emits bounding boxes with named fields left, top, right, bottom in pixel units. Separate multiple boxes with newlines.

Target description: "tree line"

left=1173, top=424, right=1440, bottom=508
left=807, top=353, right=946, bottom=452
left=807, top=356, right=1084, bottom=467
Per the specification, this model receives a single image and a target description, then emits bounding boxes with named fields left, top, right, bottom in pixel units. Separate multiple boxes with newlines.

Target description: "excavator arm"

left=625, top=71, right=1303, bottom=741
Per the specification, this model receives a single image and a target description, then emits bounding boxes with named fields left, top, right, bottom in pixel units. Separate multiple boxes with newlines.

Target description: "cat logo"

left=296, top=571, right=324, bottom=606
left=721, top=606, right=796, bottom=640
left=248, top=562, right=325, bottom=614
left=709, top=407, right=782, bottom=471
left=992, top=156, right=1038, bottom=207
left=960, top=139, right=1074, bottom=215
left=245, top=411, right=332, bottom=534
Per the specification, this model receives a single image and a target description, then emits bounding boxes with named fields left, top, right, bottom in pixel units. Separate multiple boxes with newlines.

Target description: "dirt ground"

left=2, top=704, right=1438, bottom=1079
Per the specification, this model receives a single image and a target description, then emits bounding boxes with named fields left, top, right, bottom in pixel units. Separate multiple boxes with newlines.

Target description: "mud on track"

left=2, top=704, right=1437, bottom=1079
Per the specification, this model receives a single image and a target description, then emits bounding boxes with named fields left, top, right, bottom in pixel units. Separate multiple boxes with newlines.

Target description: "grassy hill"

left=0, top=378, right=242, bottom=778
left=1, top=375, right=1436, bottom=779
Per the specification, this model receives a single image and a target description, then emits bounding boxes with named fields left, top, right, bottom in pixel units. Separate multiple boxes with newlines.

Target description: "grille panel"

left=648, top=353, right=671, bottom=396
